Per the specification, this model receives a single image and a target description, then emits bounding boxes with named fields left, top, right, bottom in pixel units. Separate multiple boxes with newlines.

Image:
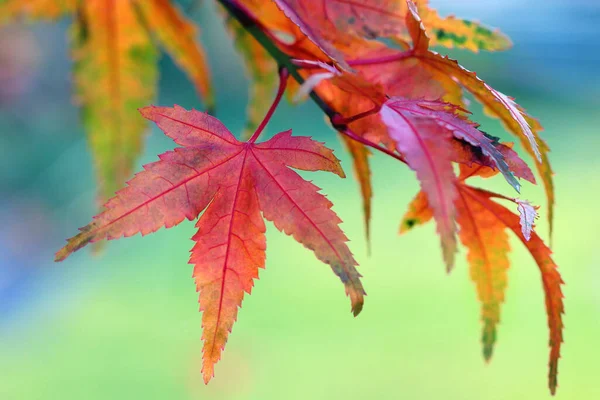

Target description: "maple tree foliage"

left=4, top=0, right=560, bottom=394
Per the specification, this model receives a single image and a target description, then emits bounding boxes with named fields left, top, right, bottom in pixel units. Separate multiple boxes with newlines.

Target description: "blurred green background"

left=1, top=1, right=599, bottom=399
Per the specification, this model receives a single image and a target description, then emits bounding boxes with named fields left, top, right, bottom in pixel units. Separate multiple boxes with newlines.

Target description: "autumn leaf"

left=400, top=161, right=563, bottom=393
left=268, top=0, right=510, bottom=53
left=414, top=0, right=512, bottom=52
left=340, top=136, right=372, bottom=244
left=72, top=0, right=158, bottom=205
left=400, top=1, right=555, bottom=236
left=381, top=98, right=458, bottom=271
left=55, top=105, right=365, bottom=382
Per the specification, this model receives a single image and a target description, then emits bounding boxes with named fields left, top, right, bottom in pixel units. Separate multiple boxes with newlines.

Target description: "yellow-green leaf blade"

left=420, top=7, right=511, bottom=52
left=456, top=188, right=510, bottom=360
left=73, top=0, right=158, bottom=202
left=136, top=0, right=214, bottom=110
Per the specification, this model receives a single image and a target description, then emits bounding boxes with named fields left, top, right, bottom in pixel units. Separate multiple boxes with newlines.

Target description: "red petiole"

left=248, top=67, right=290, bottom=143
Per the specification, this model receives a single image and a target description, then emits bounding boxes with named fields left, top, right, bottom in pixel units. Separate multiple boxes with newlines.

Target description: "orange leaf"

left=462, top=186, right=563, bottom=394
left=56, top=105, right=365, bottom=382
left=399, top=181, right=563, bottom=393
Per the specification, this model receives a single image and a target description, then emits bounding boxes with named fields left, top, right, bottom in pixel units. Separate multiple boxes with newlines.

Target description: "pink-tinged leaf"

left=516, top=199, right=538, bottom=241
left=380, top=98, right=458, bottom=271
left=456, top=141, right=536, bottom=185
left=54, top=128, right=239, bottom=260
left=141, top=105, right=238, bottom=147
left=497, top=142, right=537, bottom=184
left=403, top=4, right=542, bottom=162
left=56, top=105, right=364, bottom=381
left=392, top=98, right=520, bottom=192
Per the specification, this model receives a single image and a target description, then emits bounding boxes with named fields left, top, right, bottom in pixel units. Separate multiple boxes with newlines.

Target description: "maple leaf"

left=1, top=0, right=214, bottom=211
left=55, top=105, right=365, bottom=383
left=400, top=1, right=555, bottom=237
left=72, top=0, right=159, bottom=206
left=400, top=161, right=563, bottom=394
left=380, top=98, right=459, bottom=271
left=270, top=0, right=510, bottom=53
left=340, top=136, right=372, bottom=245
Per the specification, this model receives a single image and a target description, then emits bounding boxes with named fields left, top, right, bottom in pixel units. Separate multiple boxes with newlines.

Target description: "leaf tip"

left=139, top=105, right=158, bottom=120
left=352, top=301, right=364, bottom=317
left=202, top=369, right=214, bottom=385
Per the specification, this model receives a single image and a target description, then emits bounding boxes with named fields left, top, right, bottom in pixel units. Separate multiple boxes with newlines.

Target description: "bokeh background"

left=1, top=1, right=599, bottom=399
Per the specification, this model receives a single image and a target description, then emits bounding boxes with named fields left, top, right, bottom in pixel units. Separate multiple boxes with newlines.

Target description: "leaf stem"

left=337, top=127, right=407, bottom=165
left=248, top=67, right=289, bottom=143
left=347, top=51, right=414, bottom=67
left=292, top=51, right=415, bottom=70
left=332, top=106, right=382, bottom=126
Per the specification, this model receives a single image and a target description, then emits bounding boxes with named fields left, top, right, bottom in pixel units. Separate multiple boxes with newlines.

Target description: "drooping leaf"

left=402, top=2, right=554, bottom=237
left=56, top=105, right=365, bottom=382
left=221, top=11, right=278, bottom=138
left=72, top=0, right=158, bottom=204
left=403, top=3, right=540, bottom=162
left=400, top=161, right=563, bottom=393
left=456, top=189, right=510, bottom=361
left=340, top=135, right=373, bottom=244
left=381, top=98, right=458, bottom=271
left=389, top=98, right=520, bottom=192
left=461, top=186, right=563, bottom=395
left=136, top=0, right=214, bottom=109
left=453, top=141, right=536, bottom=184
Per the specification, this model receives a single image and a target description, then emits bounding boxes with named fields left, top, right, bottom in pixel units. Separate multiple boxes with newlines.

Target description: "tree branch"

left=216, top=0, right=405, bottom=165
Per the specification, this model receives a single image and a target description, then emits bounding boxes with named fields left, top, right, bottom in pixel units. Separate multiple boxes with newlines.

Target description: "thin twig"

left=337, top=127, right=407, bottom=165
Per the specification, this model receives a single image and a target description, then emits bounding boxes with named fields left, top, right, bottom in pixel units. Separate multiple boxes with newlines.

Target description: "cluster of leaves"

left=3, top=0, right=562, bottom=395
